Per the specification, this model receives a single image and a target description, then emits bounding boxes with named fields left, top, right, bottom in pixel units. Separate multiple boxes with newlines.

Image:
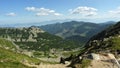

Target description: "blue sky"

left=1, top=0, right=120, bottom=24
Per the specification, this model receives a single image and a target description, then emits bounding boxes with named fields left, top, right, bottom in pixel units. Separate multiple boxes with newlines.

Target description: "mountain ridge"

left=40, top=21, right=115, bottom=45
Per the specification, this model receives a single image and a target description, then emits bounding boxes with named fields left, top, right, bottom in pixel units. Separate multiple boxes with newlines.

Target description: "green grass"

left=75, top=59, right=91, bottom=68
left=0, top=47, right=40, bottom=68
left=0, top=38, right=67, bottom=67
left=62, top=51, right=79, bottom=57
left=0, top=62, right=34, bottom=68
left=62, top=49, right=83, bottom=57
left=81, top=59, right=91, bottom=68
left=0, top=47, right=40, bottom=64
left=0, top=38, right=40, bottom=67
left=0, top=38, right=16, bottom=50
left=110, top=37, right=120, bottom=50
left=0, top=38, right=40, bottom=64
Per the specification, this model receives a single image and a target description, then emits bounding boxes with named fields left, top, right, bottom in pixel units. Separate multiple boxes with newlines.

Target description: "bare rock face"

left=89, top=53, right=100, bottom=60
left=85, top=53, right=120, bottom=68
left=88, top=53, right=116, bottom=60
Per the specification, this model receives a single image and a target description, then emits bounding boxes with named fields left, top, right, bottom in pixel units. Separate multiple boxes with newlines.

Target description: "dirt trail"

left=24, top=62, right=71, bottom=68
left=37, top=63, right=71, bottom=68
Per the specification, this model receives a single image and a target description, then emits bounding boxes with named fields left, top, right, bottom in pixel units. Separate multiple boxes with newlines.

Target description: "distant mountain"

left=0, top=19, right=73, bottom=27
left=99, top=21, right=116, bottom=25
left=40, top=21, right=115, bottom=44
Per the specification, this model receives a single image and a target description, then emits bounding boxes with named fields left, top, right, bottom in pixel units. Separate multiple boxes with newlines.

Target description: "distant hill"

left=40, top=21, right=115, bottom=44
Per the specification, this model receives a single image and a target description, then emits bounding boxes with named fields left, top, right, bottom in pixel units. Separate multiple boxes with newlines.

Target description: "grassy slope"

left=0, top=62, right=33, bottom=68
left=110, top=37, right=120, bottom=50
left=0, top=38, right=16, bottom=50
left=0, top=38, right=40, bottom=68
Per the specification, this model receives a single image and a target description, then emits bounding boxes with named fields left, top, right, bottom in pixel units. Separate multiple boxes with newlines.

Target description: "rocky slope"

left=61, top=21, right=120, bottom=68
left=0, top=26, right=80, bottom=51
left=83, top=21, right=120, bottom=55
left=79, top=21, right=120, bottom=68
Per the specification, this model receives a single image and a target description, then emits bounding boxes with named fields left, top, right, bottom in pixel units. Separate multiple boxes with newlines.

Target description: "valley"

left=1, top=0, right=120, bottom=68
left=0, top=25, right=82, bottom=68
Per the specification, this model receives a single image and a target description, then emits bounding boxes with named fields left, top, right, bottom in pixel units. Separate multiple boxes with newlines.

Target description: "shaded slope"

left=40, top=21, right=114, bottom=44
left=83, top=21, right=120, bottom=54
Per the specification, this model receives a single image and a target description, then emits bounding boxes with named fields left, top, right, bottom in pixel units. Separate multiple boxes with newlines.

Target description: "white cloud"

left=109, top=7, right=120, bottom=15
left=107, top=7, right=120, bottom=19
left=70, top=6, right=98, bottom=16
left=54, top=13, right=62, bottom=16
left=6, top=12, right=16, bottom=16
left=25, top=7, right=62, bottom=16
left=25, top=7, right=36, bottom=11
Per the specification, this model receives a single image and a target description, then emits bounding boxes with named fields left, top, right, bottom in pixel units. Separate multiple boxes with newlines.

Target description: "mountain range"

left=0, top=20, right=119, bottom=68
left=40, top=21, right=115, bottom=44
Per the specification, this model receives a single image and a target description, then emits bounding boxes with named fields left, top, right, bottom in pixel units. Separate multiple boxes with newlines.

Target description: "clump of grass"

left=110, top=37, right=120, bottom=50
left=0, top=62, right=34, bottom=68
left=81, top=59, right=91, bottom=68
left=75, top=59, right=91, bottom=68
